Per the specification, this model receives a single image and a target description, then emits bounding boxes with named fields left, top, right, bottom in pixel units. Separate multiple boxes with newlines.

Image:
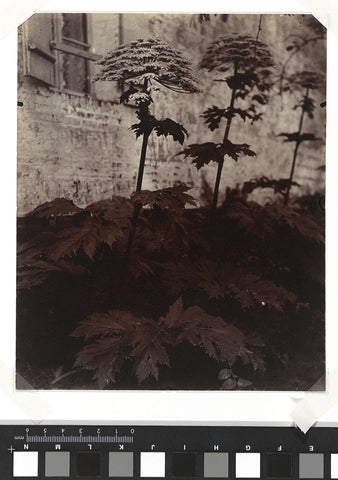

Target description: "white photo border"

left=1, top=0, right=337, bottom=426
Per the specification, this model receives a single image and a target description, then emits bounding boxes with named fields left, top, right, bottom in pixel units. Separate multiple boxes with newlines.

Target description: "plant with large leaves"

left=17, top=187, right=196, bottom=290
left=278, top=71, right=324, bottom=205
left=94, top=37, right=199, bottom=192
left=95, top=38, right=199, bottom=277
left=17, top=193, right=324, bottom=389
left=179, top=34, right=274, bottom=210
left=72, top=297, right=265, bottom=388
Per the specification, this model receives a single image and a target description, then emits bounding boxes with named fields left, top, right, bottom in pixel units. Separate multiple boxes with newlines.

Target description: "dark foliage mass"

left=17, top=190, right=324, bottom=391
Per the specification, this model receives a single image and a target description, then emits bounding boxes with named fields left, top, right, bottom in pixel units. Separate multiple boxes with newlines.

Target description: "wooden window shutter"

left=23, top=13, right=56, bottom=86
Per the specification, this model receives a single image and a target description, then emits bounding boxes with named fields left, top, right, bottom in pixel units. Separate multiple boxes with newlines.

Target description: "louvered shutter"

left=23, top=13, right=56, bottom=87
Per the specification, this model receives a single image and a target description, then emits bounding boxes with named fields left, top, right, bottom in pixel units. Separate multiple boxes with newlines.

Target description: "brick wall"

left=17, top=13, right=326, bottom=215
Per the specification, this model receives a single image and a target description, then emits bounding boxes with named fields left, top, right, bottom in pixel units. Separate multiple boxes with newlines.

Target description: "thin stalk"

left=284, top=87, right=309, bottom=206
left=254, top=15, right=263, bottom=49
left=135, top=78, right=149, bottom=192
left=212, top=69, right=237, bottom=211
left=124, top=78, right=150, bottom=280
left=136, top=132, right=150, bottom=192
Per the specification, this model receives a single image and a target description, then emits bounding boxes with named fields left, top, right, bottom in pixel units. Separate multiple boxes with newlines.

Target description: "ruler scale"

left=25, top=434, right=134, bottom=443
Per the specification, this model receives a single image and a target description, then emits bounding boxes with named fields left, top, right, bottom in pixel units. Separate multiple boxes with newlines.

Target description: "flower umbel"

left=94, top=37, right=199, bottom=94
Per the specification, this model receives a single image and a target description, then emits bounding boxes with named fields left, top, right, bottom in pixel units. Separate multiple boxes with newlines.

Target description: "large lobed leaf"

left=201, top=106, right=229, bottom=131
left=220, top=200, right=324, bottom=245
left=85, top=197, right=134, bottom=225
left=153, top=118, right=188, bottom=145
left=130, top=109, right=188, bottom=145
left=17, top=257, right=86, bottom=290
left=72, top=310, right=136, bottom=340
left=17, top=196, right=135, bottom=289
left=74, top=336, right=126, bottom=388
left=131, top=185, right=196, bottom=212
left=73, top=310, right=169, bottom=386
left=197, top=259, right=297, bottom=311
left=161, top=300, right=256, bottom=367
left=27, top=198, right=83, bottom=219
left=279, top=208, right=324, bottom=244
left=178, top=142, right=224, bottom=169
left=178, top=140, right=256, bottom=170
left=47, top=220, right=121, bottom=261
left=222, top=139, right=256, bottom=161
left=201, top=105, right=263, bottom=131
left=73, top=297, right=266, bottom=386
left=229, top=274, right=297, bottom=311
left=161, top=298, right=266, bottom=371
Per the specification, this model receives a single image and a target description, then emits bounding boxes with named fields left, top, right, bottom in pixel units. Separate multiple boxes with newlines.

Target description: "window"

left=22, top=13, right=100, bottom=94
left=61, top=14, right=90, bottom=93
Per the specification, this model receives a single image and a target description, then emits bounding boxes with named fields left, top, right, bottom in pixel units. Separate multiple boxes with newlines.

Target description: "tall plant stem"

left=135, top=78, right=150, bottom=193
left=212, top=84, right=237, bottom=211
left=123, top=79, right=150, bottom=281
left=254, top=15, right=263, bottom=46
left=284, top=87, right=309, bottom=206
left=136, top=132, right=150, bottom=192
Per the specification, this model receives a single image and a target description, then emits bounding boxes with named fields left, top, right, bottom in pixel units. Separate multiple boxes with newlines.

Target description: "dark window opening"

left=62, top=13, right=87, bottom=42
left=61, top=13, right=89, bottom=93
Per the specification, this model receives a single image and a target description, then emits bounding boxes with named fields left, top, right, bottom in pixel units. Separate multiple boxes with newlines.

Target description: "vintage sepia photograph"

left=17, top=13, right=325, bottom=391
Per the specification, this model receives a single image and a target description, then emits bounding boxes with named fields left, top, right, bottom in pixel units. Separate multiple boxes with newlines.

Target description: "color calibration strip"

left=2, top=426, right=338, bottom=479
left=10, top=451, right=338, bottom=478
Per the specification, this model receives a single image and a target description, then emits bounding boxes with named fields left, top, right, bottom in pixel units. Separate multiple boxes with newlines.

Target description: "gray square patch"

left=109, top=452, right=134, bottom=477
left=45, top=452, right=70, bottom=477
left=204, top=452, right=229, bottom=478
left=299, top=453, right=324, bottom=479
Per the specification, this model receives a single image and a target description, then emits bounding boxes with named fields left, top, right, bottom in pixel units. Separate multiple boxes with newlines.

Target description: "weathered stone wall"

left=17, top=13, right=326, bottom=215
left=17, top=86, right=138, bottom=211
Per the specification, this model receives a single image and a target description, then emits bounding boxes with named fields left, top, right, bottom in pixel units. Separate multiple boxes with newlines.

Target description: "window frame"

left=52, top=13, right=100, bottom=96
left=22, top=13, right=101, bottom=96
